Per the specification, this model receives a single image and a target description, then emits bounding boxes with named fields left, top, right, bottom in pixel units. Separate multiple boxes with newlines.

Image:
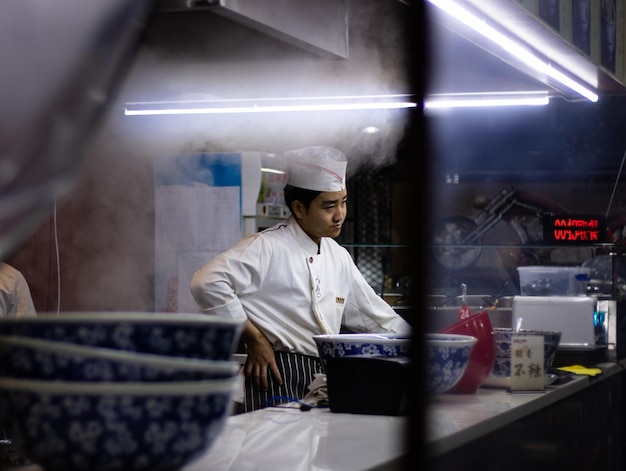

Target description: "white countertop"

left=4, top=405, right=407, bottom=471
left=426, top=361, right=625, bottom=458
left=182, top=405, right=407, bottom=471
left=10, top=363, right=624, bottom=471
left=183, top=362, right=626, bottom=470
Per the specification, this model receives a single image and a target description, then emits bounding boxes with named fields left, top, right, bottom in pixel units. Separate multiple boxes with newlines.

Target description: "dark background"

left=429, top=95, right=626, bottom=183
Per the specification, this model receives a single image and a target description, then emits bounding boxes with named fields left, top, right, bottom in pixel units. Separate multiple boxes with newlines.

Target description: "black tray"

left=551, top=345, right=608, bottom=368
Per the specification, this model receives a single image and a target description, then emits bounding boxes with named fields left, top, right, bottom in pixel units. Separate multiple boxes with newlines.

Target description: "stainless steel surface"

left=148, top=0, right=348, bottom=60
left=426, top=295, right=513, bottom=332
left=426, top=295, right=514, bottom=309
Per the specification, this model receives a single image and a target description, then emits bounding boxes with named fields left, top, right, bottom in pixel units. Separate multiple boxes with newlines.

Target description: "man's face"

left=295, top=189, right=348, bottom=244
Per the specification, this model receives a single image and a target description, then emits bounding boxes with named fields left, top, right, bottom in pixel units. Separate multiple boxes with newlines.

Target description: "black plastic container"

left=326, top=356, right=410, bottom=416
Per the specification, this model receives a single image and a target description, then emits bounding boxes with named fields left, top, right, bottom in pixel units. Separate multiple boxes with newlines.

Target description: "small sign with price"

left=510, top=335, right=545, bottom=392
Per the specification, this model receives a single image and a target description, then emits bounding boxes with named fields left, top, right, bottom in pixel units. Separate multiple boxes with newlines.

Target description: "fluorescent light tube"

left=424, top=91, right=550, bottom=109
left=124, top=94, right=418, bottom=116
left=427, top=0, right=599, bottom=103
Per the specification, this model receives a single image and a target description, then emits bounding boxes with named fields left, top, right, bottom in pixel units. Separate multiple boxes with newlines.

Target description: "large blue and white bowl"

left=0, top=335, right=241, bottom=382
left=426, top=333, right=477, bottom=395
left=0, top=376, right=237, bottom=471
left=0, top=312, right=244, bottom=361
left=313, top=333, right=411, bottom=370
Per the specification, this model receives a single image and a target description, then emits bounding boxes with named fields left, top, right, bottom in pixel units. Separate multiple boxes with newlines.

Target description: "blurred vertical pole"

left=0, top=0, right=155, bottom=262
left=402, top=0, right=429, bottom=469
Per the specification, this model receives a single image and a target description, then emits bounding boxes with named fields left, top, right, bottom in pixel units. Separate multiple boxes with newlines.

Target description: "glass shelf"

left=427, top=242, right=625, bottom=299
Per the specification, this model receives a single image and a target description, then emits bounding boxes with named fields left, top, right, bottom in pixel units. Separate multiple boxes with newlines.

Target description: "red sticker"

left=458, top=305, right=471, bottom=320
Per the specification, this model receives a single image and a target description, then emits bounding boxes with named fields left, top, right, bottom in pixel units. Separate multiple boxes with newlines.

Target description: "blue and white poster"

left=154, top=153, right=243, bottom=313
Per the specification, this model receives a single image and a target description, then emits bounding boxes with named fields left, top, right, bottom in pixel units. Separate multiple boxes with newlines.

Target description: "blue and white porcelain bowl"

left=425, top=333, right=477, bottom=395
left=0, top=312, right=244, bottom=361
left=312, top=333, right=411, bottom=370
left=0, top=376, right=237, bottom=471
left=0, top=335, right=241, bottom=382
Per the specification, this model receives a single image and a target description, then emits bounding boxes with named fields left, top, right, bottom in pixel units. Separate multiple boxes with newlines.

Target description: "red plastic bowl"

left=438, top=310, right=496, bottom=394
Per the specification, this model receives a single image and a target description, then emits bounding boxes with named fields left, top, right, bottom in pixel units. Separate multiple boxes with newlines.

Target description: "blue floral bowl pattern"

left=313, top=333, right=411, bottom=370
left=490, top=328, right=562, bottom=378
left=426, top=333, right=477, bottom=395
left=0, top=313, right=244, bottom=361
left=0, top=377, right=236, bottom=471
left=491, top=357, right=513, bottom=378
left=0, top=335, right=240, bottom=382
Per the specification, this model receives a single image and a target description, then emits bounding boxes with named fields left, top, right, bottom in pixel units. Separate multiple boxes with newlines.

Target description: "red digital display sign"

left=543, top=213, right=606, bottom=244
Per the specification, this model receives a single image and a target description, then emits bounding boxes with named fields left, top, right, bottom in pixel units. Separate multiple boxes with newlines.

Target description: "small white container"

left=512, top=295, right=597, bottom=346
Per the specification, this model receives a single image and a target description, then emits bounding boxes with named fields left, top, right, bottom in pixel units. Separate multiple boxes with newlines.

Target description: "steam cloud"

left=115, top=0, right=414, bottom=176
left=15, top=0, right=417, bottom=312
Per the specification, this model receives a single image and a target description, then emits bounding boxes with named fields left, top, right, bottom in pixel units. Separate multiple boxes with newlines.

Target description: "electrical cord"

left=605, top=145, right=626, bottom=220
left=53, top=196, right=60, bottom=315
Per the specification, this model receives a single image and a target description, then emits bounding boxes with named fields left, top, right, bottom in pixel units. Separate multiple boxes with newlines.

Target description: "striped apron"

left=242, top=351, right=323, bottom=413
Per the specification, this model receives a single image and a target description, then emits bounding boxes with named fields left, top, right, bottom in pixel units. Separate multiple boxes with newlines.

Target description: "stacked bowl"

left=312, top=332, right=411, bottom=370
left=0, top=312, right=244, bottom=471
left=425, top=333, right=477, bottom=395
left=438, top=310, right=496, bottom=394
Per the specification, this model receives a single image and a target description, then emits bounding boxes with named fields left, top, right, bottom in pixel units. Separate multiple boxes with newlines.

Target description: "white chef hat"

left=285, top=146, right=347, bottom=192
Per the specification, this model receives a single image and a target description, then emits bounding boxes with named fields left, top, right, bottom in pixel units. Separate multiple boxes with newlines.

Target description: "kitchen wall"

left=7, top=115, right=158, bottom=312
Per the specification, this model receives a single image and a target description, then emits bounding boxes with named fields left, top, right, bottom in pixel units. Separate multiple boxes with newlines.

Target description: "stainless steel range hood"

left=144, top=0, right=349, bottom=61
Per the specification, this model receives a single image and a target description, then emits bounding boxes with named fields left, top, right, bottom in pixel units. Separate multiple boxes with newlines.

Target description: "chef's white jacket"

left=190, top=215, right=411, bottom=356
left=0, top=262, right=36, bottom=317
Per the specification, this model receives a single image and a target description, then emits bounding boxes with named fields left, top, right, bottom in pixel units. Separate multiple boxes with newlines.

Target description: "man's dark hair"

left=283, top=184, right=321, bottom=215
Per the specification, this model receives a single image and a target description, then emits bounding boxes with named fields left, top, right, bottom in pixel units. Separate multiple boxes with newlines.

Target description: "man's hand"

left=241, top=320, right=283, bottom=391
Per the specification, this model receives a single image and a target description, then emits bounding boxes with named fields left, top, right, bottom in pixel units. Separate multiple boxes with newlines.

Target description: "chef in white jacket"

left=0, top=262, right=36, bottom=317
left=190, top=146, right=412, bottom=412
